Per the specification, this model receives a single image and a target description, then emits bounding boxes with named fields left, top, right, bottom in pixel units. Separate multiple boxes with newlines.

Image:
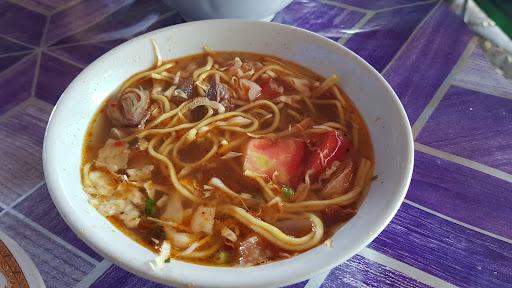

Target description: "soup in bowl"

left=44, top=20, right=413, bottom=287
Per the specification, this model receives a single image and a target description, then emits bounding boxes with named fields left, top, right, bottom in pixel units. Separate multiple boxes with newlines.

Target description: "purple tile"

left=0, top=36, right=33, bottom=55
left=273, top=0, right=365, bottom=41
left=0, top=212, right=95, bottom=287
left=417, top=86, right=512, bottom=174
left=452, top=46, right=512, bottom=100
left=369, top=202, right=512, bottom=287
left=48, top=39, right=124, bottom=66
left=35, top=52, right=82, bottom=104
left=13, top=184, right=102, bottom=260
left=383, top=3, right=473, bottom=123
left=91, top=265, right=170, bottom=288
left=13, top=0, right=74, bottom=14
left=45, top=0, right=130, bottom=46
left=322, top=254, right=429, bottom=288
left=0, top=53, right=31, bottom=72
left=0, top=53, right=36, bottom=115
left=333, top=0, right=433, bottom=10
left=409, top=151, right=512, bottom=239
left=0, top=104, right=50, bottom=204
left=0, top=1, right=46, bottom=46
left=92, top=265, right=307, bottom=288
left=50, top=1, right=181, bottom=46
left=344, top=1, right=436, bottom=72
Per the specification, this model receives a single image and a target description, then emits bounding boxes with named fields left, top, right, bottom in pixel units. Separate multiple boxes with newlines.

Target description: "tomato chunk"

left=257, top=79, right=282, bottom=99
left=244, top=138, right=305, bottom=187
left=306, top=131, right=351, bottom=180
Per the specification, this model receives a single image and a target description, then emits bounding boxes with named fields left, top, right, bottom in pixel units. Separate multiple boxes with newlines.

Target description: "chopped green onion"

left=214, top=250, right=231, bottom=264
left=281, top=186, right=295, bottom=199
left=145, top=198, right=157, bottom=217
left=164, top=258, right=171, bottom=263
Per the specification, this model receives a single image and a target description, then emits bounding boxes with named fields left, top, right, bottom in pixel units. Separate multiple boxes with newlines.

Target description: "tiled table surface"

left=0, top=0, right=511, bottom=287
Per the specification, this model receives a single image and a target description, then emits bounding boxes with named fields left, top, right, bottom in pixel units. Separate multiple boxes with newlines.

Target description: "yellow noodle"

left=243, top=170, right=276, bottom=202
left=236, top=100, right=280, bottom=135
left=282, top=186, right=362, bottom=212
left=250, top=64, right=294, bottom=81
left=193, top=56, right=214, bottom=80
left=148, top=137, right=203, bottom=203
left=177, top=240, right=223, bottom=259
left=218, top=205, right=324, bottom=251
left=151, top=94, right=171, bottom=112
left=119, top=62, right=175, bottom=92
left=331, top=86, right=347, bottom=107
left=197, top=69, right=230, bottom=82
left=311, top=74, right=338, bottom=98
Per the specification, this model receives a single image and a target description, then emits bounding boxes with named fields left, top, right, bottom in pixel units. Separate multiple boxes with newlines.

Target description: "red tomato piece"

left=306, top=130, right=351, bottom=180
left=257, top=79, right=282, bottom=99
left=244, top=138, right=305, bottom=187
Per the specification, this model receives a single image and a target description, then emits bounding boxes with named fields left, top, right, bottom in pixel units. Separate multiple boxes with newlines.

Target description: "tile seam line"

left=415, top=142, right=512, bottom=183
left=359, top=247, right=458, bottom=288
left=42, top=1, right=133, bottom=48
left=75, top=259, right=112, bottom=288
left=451, top=82, right=512, bottom=100
left=6, top=0, right=50, bottom=16
left=48, top=0, right=82, bottom=16
left=320, top=0, right=369, bottom=13
left=47, top=10, right=178, bottom=49
left=403, top=199, right=512, bottom=245
left=337, top=12, right=375, bottom=45
left=43, top=50, right=86, bottom=69
left=0, top=34, right=39, bottom=49
left=0, top=95, right=53, bottom=123
left=303, top=270, right=331, bottom=288
left=0, top=181, right=46, bottom=218
left=381, top=0, right=442, bottom=75
left=375, top=0, right=439, bottom=13
left=0, top=50, right=33, bottom=58
left=411, top=36, right=479, bottom=138
left=4, top=208, right=100, bottom=265
left=0, top=51, right=37, bottom=81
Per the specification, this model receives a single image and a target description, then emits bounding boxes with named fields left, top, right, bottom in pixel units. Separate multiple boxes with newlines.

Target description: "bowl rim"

left=43, top=19, right=414, bottom=288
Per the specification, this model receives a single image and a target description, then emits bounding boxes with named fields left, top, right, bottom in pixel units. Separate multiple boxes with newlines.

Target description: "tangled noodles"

left=82, top=41, right=374, bottom=267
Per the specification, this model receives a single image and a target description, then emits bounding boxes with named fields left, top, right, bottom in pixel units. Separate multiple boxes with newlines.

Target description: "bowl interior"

left=44, top=20, right=413, bottom=288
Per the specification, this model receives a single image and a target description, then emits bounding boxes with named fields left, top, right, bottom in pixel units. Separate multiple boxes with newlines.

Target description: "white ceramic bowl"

left=43, top=20, right=414, bottom=288
left=163, top=0, right=293, bottom=21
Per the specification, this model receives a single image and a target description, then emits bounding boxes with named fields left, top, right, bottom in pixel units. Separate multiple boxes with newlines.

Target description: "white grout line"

left=29, top=51, right=43, bottom=99
left=411, top=37, right=479, bottom=138
left=451, top=83, right=512, bottom=100
left=359, top=247, right=458, bottom=288
left=0, top=50, right=33, bottom=58
left=0, top=34, right=39, bottom=49
left=43, top=49, right=86, bottom=69
left=415, top=143, right=512, bottom=183
left=404, top=199, right=512, bottom=245
left=6, top=0, right=50, bottom=15
left=49, top=0, right=82, bottom=16
left=337, top=12, right=375, bottom=45
left=304, top=270, right=331, bottom=288
left=0, top=51, right=37, bottom=80
left=320, top=0, right=370, bottom=13
left=5, top=209, right=100, bottom=265
left=381, top=0, right=442, bottom=75
left=47, top=10, right=178, bottom=49
left=6, top=181, right=45, bottom=210
left=75, top=260, right=113, bottom=288
left=375, top=0, right=439, bottom=13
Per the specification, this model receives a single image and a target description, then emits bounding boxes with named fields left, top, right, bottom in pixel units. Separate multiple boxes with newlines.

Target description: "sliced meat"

left=238, top=235, right=271, bottom=266
left=96, top=139, right=130, bottom=173
left=206, top=74, right=233, bottom=111
left=319, top=159, right=354, bottom=199
left=106, top=88, right=150, bottom=127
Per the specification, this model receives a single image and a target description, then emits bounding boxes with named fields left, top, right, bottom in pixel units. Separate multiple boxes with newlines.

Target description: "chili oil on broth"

left=81, top=50, right=374, bottom=267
